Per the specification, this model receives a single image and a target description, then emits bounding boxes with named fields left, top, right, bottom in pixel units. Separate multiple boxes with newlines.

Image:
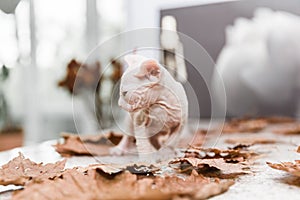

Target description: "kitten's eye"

left=122, top=91, right=128, bottom=96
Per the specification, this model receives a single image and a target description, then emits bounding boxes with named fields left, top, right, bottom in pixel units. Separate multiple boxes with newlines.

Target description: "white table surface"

left=1, top=122, right=300, bottom=200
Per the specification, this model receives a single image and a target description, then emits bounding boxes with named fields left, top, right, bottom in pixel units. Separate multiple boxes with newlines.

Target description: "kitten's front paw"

left=109, top=146, right=127, bottom=156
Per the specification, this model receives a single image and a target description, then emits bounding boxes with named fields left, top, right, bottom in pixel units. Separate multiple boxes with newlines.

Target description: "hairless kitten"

left=110, top=55, right=188, bottom=159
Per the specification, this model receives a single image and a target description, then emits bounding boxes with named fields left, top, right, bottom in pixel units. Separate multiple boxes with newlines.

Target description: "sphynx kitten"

left=110, top=55, right=188, bottom=158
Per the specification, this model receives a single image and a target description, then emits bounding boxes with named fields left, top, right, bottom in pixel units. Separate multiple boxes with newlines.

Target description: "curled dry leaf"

left=267, top=160, right=300, bottom=177
left=12, top=167, right=234, bottom=200
left=13, top=168, right=106, bottom=200
left=183, top=147, right=254, bottom=163
left=0, top=153, right=66, bottom=186
left=229, top=144, right=252, bottom=150
left=271, top=123, right=300, bottom=134
left=54, top=132, right=123, bottom=157
left=169, top=157, right=249, bottom=175
left=78, top=163, right=124, bottom=175
left=221, top=116, right=295, bottom=133
left=125, top=164, right=160, bottom=175
left=81, top=163, right=160, bottom=176
left=225, top=137, right=277, bottom=146
left=222, top=118, right=268, bottom=133
left=58, top=59, right=101, bottom=94
left=154, top=170, right=234, bottom=200
left=169, top=147, right=254, bottom=177
left=261, top=116, right=295, bottom=124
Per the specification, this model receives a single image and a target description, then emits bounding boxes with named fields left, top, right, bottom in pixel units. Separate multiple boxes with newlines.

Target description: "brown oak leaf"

left=154, top=170, right=234, bottom=199
left=58, top=59, right=101, bottom=94
left=78, top=163, right=124, bottom=175
left=170, top=147, right=256, bottom=176
left=0, top=153, right=66, bottom=186
left=222, top=118, right=268, bottom=133
left=54, top=132, right=123, bottom=157
left=221, top=116, right=295, bottom=133
left=169, top=157, right=249, bottom=175
left=262, top=116, right=295, bottom=123
left=12, top=167, right=234, bottom=200
left=267, top=160, right=300, bottom=177
left=271, top=123, right=300, bottom=134
left=183, top=147, right=254, bottom=163
left=81, top=163, right=160, bottom=176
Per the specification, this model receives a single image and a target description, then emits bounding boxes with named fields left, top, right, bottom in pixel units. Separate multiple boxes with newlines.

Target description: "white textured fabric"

left=212, top=8, right=300, bottom=116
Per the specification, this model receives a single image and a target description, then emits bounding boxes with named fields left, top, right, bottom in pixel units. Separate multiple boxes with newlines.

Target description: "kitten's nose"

left=122, top=91, right=128, bottom=96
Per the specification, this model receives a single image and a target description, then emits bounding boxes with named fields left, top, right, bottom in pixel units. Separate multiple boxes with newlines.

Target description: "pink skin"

left=118, top=84, right=160, bottom=112
left=110, top=55, right=188, bottom=157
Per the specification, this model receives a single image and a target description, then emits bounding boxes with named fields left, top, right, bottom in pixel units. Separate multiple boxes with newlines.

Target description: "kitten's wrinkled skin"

left=110, top=55, right=188, bottom=158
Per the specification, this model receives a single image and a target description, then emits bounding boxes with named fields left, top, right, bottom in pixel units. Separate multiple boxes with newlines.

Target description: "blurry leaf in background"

left=58, top=59, right=101, bottom=95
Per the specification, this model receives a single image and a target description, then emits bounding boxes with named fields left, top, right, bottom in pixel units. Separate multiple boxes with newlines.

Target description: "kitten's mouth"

left=119, top=97, right=142, bottom=112
left=119, top=101, right=143, bottom=112
left=120, top=104, right=142, bottom=112
left=119, top=99, right=134, bottom=112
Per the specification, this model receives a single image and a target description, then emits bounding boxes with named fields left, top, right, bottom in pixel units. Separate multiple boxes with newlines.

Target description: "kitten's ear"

left=134, top=60, right=161, bottom=81
left=124, top=54, right=147, bottom=67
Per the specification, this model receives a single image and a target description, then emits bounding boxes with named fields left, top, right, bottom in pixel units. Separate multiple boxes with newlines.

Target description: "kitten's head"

left=118, top=55, right=162, bottom=112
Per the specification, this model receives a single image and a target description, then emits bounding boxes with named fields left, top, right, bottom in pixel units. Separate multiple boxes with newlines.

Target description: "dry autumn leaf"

left=54, top=132, right=123, bottom=157
left=81, top=163, right=160, bottom=176
left=222, top=118, right=268, bottom=133
left=267, top=160, right=300, bottom=177
left=169, top=157, right=249, bottom=175
left=154, top=170, right=234, bottom=200
left=271, top=123, right=300, bottom=134
left=221, top=116, right=295, bottom=133
left=170, top=158, right=249, bottom=174
left=58, top=59, right=101, bottom=94
left=0, top=145, right=236, bottom=200
left=78, top=163, right=124, bottom=174
left=169, top=146, right=255, bottom=177
left=13, top=168, right=108, bottom=200
left=125, top=164, right=160, bottom=175
left=12, top=167, right=234, bottom=200
left=262, top=116, right=295, bottom=123
left=0, top=153, right=66, bottom=186
left=225, top=137, right=276, bottom=145
left=183, top=147, right=254, bottom=163
left=267, top=145, right=300, bottom=177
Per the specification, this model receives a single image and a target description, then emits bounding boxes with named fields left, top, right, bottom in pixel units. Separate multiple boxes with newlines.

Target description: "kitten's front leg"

left=109, top=135, right=135, bottom=156
left=110, top=113, right=136, bottom=156
left=135, top=127, right=156, bottom=161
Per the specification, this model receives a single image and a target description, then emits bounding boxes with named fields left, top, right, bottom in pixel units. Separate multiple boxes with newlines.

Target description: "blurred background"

left=0, top=0, right=300, bottom=150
